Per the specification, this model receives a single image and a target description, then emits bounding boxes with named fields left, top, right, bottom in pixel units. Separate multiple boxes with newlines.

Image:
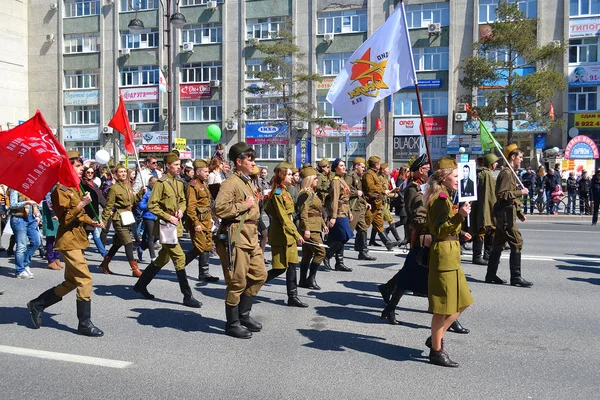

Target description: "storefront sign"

left=120, top=86, right=159, bottom=102
left=463, top=120, right=546, bottom=133
left=174, top=138, right=187, bottom=152
left=569, top=17, right=600, bottom=38
left=295, top=137, right=312, bottom=168
left=64, top=90, right=99, bottom=106
left=347, top=137, right=367, bottom=158
left=138, top=130, right=172, bottom=152
left=314, top=119, right=367, bottom=137
left=245, top=121, right=288, bottom=145
left=564, top=135, right=599, bottom=159
left=63, top=126, right=99, bottom=141
left=179, top=84, right=211, bottom=100
left=139, top=144, right=169, bottom=152
left=568, top=65, right=600, bottom=87
left=316, top=77, right=336, bottom=90
left=534, top=133, right=546, bottom=149
left=394, top=117, right=447, bottom=136
left=406, top=79, right=443, bottom=89
left=574, top=112, right=600, bottom=128
left=393, top=135, right=422, bottom=160
left=447, top=134, right=483, bottom=155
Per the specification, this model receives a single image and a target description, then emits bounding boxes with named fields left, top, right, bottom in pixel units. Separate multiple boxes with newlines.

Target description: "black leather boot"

left=184, top=248, right=199, bottom=266
left=483, top=233, right=493, bottom=260
left=266, top=267, right=285, bottom=283
left=198, top=252, right=218, bottom=282
left=239, top=294, right=262, bottom=332
left=387, top=223, right=401, bottom=242
left=298, top=264, right=309, bottom=287
left=76, top=300, right=104, bottom=337
left=485, top=250, right=506, bottom=284
left=225, top=304, right=252, bottom=339
left=175, top=269, right=202, bottom=308
left=509, top=252, right=533, bottom=288
left=358, top=231, right=376, bottom=260
left=27, top=288, right=62, bottom=329
left=448, top=319, right=470, bottom=334
left=369, top=229, right=381, bottom=246
left=429, top=348, right=459, bottom=367
left=286, top=265, right=308, bottom=307
left=472, top=239, right=487, bottom=265
left=133, top=261, right=162, bottom=299
left=305, top=263, right=321, bottom=290
left=334, top=246, right=352, bottom=272
left=378, top=231, right=398, bottom=251
left=380, top=285, right=403, bottom=325
left=323, top=241, right=341, bottom=271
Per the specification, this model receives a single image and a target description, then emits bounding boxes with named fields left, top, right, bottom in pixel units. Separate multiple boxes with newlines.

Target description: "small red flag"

left=549, top=102, right=555, bottom=121
left=0, top=110, right=80, bottom=202
left=108, top=94, right=135, bottom=154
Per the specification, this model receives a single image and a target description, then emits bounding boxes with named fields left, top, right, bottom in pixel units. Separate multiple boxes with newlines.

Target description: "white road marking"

left=0, top=345, right=133, bottom=369
left=519, top=228, right=600, bottom=234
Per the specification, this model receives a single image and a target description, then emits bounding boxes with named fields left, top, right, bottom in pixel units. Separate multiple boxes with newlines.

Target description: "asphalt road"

left=0, top=215, right=598, bottom=399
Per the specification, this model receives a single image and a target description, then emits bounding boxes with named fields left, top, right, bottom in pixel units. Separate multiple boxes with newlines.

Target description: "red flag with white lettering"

left=0, top=110, right=80, bottom=202
left=108, top=94, right=135, bottom=153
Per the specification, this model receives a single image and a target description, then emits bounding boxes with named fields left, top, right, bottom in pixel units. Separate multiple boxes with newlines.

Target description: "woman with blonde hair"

left=423, top=157, right=473, bottom=367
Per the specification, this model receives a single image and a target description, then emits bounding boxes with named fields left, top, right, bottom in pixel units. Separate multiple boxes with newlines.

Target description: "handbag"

left=415, top=234, right=431, bottom=268
left=159, top=219, right=178, bottom=245
left=119, top=210, right=136, bottom=226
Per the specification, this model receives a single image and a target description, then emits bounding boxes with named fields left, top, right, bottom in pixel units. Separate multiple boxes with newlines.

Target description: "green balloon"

left=206, top=124, right=222, bottom=143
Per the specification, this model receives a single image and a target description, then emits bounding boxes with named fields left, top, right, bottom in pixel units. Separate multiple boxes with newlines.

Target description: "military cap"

left=317, top=158, right=331, bottom=167
left=66, top=150, right=80, bottom=159
left=434, top=157, right=458, bottom=171
left=332, top=157, right=343, bottom=170
left=171, top=149, right=180, bottom=157
left=274, top=161, right=294, bottom=172
left=381, top=163, right=389, bottom=170
left=368, top=156, right=381, bottom=164
left=291, top=167, right=298, bottom=174
left=250, top=166, right=260, bottom=176
left=504, top=143, right=519, bottom=158
left=193, top=159, right=209, bottom=169
left=353, top=157, right=366, bottom=165
left=114, top=164, right=127, bottom=171
left=302, top=162, right=312, bottom=169
left=409, top=153, right=429, bottom=172
left=300, top=167, right=317, bottom=178
left=228, top=141, right=251, bottom=161
left=483, top=153, right=499, bottom=166
left=164, top=152, right=179, bottom=164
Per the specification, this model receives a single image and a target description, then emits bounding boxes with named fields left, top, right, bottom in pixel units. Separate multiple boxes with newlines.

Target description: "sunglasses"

left=149, top=161, right=158, bottom=165
left=85, top=171, right=94, bottom=174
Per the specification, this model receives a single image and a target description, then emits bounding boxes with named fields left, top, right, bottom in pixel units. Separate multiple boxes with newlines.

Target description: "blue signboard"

left=245, top=121, right=288, bottom=145
left=407, top=79, right=442, bottom=89
left=296, top=137, right=312, bottom=169
left=534, top=134, right=546, bottom=149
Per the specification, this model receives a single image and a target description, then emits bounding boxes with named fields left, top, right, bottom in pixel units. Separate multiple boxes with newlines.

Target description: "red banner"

left=0, top=110, right=79, bottom=202
left=180, top=84, right=212, bottom=100
left=108, top=94, right=135, bottom=153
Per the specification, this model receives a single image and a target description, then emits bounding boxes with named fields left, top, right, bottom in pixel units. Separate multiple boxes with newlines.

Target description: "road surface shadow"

left=196, top=286, right=288, bottom=307
left=297, top=328, right=428, bottom=363
left=339, top=280, right=380, bottom=293
left=314, top=305, right=429, bottom=329
left=94, top=284, right=183, bottom=306
left=310, top=290, right=382, bottom=309
left=568, top=277, right=600, bottom=286
left=129, top=307, right=223, bottom=334
left=566, top=253, right=600, bottom=260
left=556, top=264, right=600, bottom=274
left=0, top=306, right=77, bottom=334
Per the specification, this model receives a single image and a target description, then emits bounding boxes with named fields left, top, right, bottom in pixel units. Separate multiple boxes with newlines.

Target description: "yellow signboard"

left=174, top=138, right=187, bottom=151
left=574, top=113, right=600, bottom=128
left=316, top=77, right=336, bottom=91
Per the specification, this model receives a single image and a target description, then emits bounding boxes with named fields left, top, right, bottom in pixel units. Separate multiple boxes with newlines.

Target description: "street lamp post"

left=128, top=1, right=186, bottom=153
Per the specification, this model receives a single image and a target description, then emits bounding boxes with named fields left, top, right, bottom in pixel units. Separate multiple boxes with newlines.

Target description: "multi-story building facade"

left=1, top=0, right=574, bottom=170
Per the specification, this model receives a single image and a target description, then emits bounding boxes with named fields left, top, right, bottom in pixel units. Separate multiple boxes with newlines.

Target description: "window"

left=476, top=90, right=522, bottom=114
left=245, top=97, right=285, bottom=120
left=315, top=137, right=366, bottom=160
left=65, top=106, right=100, bottom=125
left=121, top=29, right=159, bottom=49
left=120, top=66, right=159, bottom=86
left=181, top=62, right=222, bottom=83
left=317, top=96, right=340, bottom=118
left=65, top=0, right=100, bottom=18
left=405, top=3, right=449, bottom=29
left=413, top=47, right=449, bottom=71
left=479, top=0, right=537, bottom=23
left=570, top=0, right=600, bottom=16
left=393, top=91, right=448, bottom=116
left=126, top=103, right=159, bottom=123
left=64, top=69, right=98, bottom=89
left=187, top=139, right=215, bottom=159
left=246, top=17, right=285, bottom=40
left=120, top=0, right=158, bottom=12
left=64, top=33, right=100, bottom=53
left=317, top=52, right=352, bottom=76
left=482, top=48, right=527, bottom=67
left=181, top=101, right=222, bottom=122
left=63, top=142, right=101, bottom=160
left=245, top=58, right=289, bottom=80
left=183, top=23, right=223, bottom=44
left=317, top=9, right=367, bottom=34
left=181, top=0, right=222, bottom=5
left=569, top=86, right=598, bottom=111
left=569, top=38, right=599, bottom=63
left=253, top=144, right=287, bottom=160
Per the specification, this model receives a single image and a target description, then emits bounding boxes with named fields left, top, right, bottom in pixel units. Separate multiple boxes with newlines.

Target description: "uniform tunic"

left=297, top=188, right=326, bottom=264
left=362, top=168, right=385, bottom=232
left=345, top=171, right=368, bottom=232
left=469, top=167, right=497, bottom=238
left=426, top=189, right=474, bottom=315
left=101, top=181, right=142, bottom=246
left=214, top=172, right=267, bottom=306
left=380, top=174, right=394, bottom=223
left=185, top=178, right=213, bottom=253
left=265, top=187, right=301, bottom=269
left=316, top=172, right=331, bottom=203
left=328, top=176, right=354, bottom=242
left=493, top=167, right=525, bottom=252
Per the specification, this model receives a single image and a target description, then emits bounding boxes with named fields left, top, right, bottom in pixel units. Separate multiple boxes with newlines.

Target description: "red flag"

left=549, top=102, right=555, bottom=121
left=108, top=94, right=135, bottom=154
left=0, top=110, right=80, bottom=202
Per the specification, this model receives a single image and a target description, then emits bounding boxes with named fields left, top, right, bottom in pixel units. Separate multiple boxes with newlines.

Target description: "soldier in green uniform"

left=345, top=157, right=376, bottom=261
left=264, top=162, right=308, bottom=307
left=27, top=150, right=105, bottom=337
left=183, top=158, right=218, bottom=282
left=378, top=163, right=402, bottom=243
left=297, top=167, right=328, bottom=290
left=363, top=156, right=397, bottom=250
left=424, top=157, right=473, bottom=368
left=99, top=164, right=144, bottom=277
left=486, top=145, right=533, bottom=287
left=469, top=153, right=498, bottom=265
left=133, top=153, right=202, bottom=308
left=315, top=158, right=332, bottom=203
left=214, top=142, right=267, bottom=339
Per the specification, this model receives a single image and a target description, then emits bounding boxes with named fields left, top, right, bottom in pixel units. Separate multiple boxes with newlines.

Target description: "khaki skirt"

left=112, top=218, right=133, bottom=246
left=271, top=243, right=299, bottom=269
left=428, top=267, right=474, bottom=315
left=382, top=202, right=394, bottom=223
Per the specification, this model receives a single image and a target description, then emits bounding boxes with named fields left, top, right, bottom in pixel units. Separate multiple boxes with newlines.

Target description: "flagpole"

left=414, top=83, right=433, bottom=164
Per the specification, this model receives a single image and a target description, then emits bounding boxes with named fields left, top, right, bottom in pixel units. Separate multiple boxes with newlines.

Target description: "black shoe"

left=76, top=300, right=104, bottom=337
left=358, top=252, right=376, bottom=261
left=485, top=275, right=506, bottom=284
left=334, top=264, right=353, bottom=272
left=472, top=257, right=488, bottom=265
left=133, top=262, right=161, bottom=300
left=378, top=284, right=392, bottom=304
left=510, top=277, right=533, bottom=288
left=428, top=349, right=459, bottom=367
left=198, top=274, right=219, bottom=283
left=322, top=257, right=333, bottom=271
left=425, top=336, right=444, bottom=349
left=287, top=296, right=309, bottom=308
left=239, top=294, right=262, bottom=332
left=304, top=274, right=321, bottom=290
left=27, top=288, right=62, bottom=329
left=448, top=320, right=470, bottom=334
left=380, top=306, right=400, bottom=325
left=225, top=304, right=252, bottom=339
left=176, top=269, right=202, bottom=308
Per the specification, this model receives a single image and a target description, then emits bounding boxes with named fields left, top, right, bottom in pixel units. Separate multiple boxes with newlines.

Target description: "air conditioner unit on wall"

left=226, top=121, right=238, bottom=131
left=210, top=79, right=221, bottom=88
left=324, top=33, right=335, bottom=43
left=207, top=0, right=217, bottom=9
left=428, top=23, right=442, bottom=34
left=119, top=48, right=130, bottom=56
left=455, top=113, right=468, bottom=122
left=295, top=121, right=309, bottom=130
left=49, top=3, right=58, bottom=10
left=456, top=103, right=467, bottom=112
left=183, top=42, right=194, bottom=53
left=102, top=126, right=112, bottom=134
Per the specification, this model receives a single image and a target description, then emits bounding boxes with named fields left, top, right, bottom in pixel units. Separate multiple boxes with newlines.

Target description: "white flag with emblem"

left=326, top=3, right=417, bottom=127
left=159, top=68, right=167, bottom=93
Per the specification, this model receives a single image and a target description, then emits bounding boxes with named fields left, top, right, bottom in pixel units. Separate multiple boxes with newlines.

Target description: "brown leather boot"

left=129, top=260, right=142, bottom=278
left=99, top=256, right=113, bottom=274
left=47, top=260, right=61, bottom=270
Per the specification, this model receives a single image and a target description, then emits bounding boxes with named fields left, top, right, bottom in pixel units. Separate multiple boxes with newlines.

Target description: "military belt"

left=308, top=212, right=321, bottom=217
left=436, top=235, right=459, bottom=242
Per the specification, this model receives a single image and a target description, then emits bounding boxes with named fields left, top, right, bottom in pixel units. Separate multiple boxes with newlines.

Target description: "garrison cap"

left=483, top=153, right=499, bottom=166
left=353, top=157, right=366, bottom=165
left=434, top=157, right=457, bottom=171
left=368, top=156, right=381, bottom=164
left=504, top=143, right=519, bottom=158
left=302, top=163, right=312, bottom=169
left=250, top=166, right=260, bottom=176
left=115, top=164, right=127, bottom=171
left=193, top=159, right=209, bottom=169
left=66, top=150, right=80, bottom=160
left=274, top=161, right=294, bottom=172
left=409, top=153, right=429, bottom=172
left=228, top=141, right=251, bottom=161
left=164, top=152, right=179, bottom=164
left=300, top=167, right=317, bottom=178
left=381, top=163, right=389, bottom=170
left=317, top=158, right=331, bottom=167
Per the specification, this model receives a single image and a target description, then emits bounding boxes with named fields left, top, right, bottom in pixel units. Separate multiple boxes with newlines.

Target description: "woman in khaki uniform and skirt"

left=423, top=157, right=473, bottom=367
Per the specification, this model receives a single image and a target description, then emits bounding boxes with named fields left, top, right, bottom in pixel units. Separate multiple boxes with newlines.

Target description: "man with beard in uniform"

left=345, top=157, right=376, bottom=261
left=363, top=156, right=398, bottom=251
left=469, top=153, right=498, bottom=265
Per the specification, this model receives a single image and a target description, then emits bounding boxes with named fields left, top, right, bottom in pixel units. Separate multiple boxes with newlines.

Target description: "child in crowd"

left=551, top=184, right=564, bottom=215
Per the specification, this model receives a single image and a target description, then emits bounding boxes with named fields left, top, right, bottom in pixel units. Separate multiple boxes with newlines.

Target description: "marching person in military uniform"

left=27, top=150, right=105, bottom=337
left=424, top=157, right=473, bottom=368
left=486, top=145, right=533, bottom=287
left=323, top=158, right=354, bottom=272
left=469, top=153, right=498, bottom=265
left=297, top=166, right=328, bottom=290
left=133, top=153, right=202, bottom=308
left=213, top=142, right=267, bottom=339
left=315, top=158, right=332, bottom=203
left=345, top=157, right=376, bottom=261
left=183, top=158, right=218, bottom=282
left=363, top=156, right=398, bottom=251
left=264, top=162, right=308, bottom=307
left=99, top=164, right=144, bottom=277
left=379, top=163, right=402, bottom=243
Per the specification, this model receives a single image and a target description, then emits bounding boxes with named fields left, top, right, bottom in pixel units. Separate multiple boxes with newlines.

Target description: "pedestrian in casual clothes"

left=521, top=167, right=536, bottom=214
left=41, top=189, right=63, bottom=270
left=551, top=184, right=564, bottom=215
left=0, top=184, right=10, bottom=252
left=9, top=189, right=41, bottom=279
left=590, top=169, right=600, bottom=225
left=137, top=177, right=158, bottom=262
left=534, top=166, right=546, bottom=214
left=81, top=166, right=107, bottom=257
left=566, top=172, right=578, bottom=214
left=543, top=168, right=560, bottom=215
left=578, top=171, right=591, bottom=215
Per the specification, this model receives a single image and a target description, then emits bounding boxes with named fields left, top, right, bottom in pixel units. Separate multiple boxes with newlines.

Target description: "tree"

left=459, top=1, right=566, bottom=145
left=236, top=21, right=336, bottom=162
